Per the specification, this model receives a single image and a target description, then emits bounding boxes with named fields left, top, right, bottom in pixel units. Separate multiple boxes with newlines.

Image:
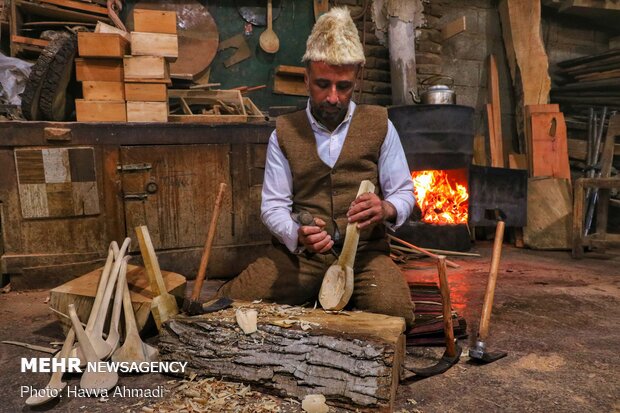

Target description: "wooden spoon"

left=112, top=259, right=159, bottom=363
left=259, top=0, right=279, bottom=54
left=25, top=328, right=75, bottom=406
left=319, top=180, right=375, bottom=311
left=103, top=255, right=128, bottom=358
left=88, top=237, right=130, bottom=360
left=68, top=304, right=118, bottom=391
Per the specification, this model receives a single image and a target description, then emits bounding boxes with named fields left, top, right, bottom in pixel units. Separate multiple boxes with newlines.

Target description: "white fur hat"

left=302, top=7, right=365, bottom=66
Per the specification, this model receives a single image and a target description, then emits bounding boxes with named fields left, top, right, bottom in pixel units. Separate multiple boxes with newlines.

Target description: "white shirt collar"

left=305, top=100, right=356, bottom=133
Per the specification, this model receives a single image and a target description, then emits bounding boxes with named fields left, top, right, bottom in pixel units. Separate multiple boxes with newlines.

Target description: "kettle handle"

left=408, top=89, right=421, bottom=103
left=420, top=74, right=455, bottom=88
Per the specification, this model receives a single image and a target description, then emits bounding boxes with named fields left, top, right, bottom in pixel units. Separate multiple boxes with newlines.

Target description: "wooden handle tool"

left=478, top=220, right=505, bottom=340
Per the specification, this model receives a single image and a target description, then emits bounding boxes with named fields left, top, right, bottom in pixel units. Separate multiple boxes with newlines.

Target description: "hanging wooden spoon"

left=319, top=180, right=375, bottom=311
left=259, top=0, right=279, bottom=54
left=112, top=259, right=159, bottom=363
left=25, top=328, right=75, bottom=406
left=68, top=304, right=118, bottom=391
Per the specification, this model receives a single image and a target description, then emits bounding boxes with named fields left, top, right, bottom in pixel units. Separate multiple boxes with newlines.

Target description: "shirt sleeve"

left=260, top=130, right=301, bottom=252
left=378, top=120, right=415, bottom=230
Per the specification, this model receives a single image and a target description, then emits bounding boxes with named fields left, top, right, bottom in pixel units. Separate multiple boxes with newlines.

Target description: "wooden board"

left=567, top=138, right=620, bottom=161
left=273, top=75, right=308, bottom=96
left=126, top=101, right=168, bottom=122
left=16, top=0, right=111, bottom=24
left=159, top=302, right=405, bottom=412
left=39, top=0, right=108, bottom=15
left=75, top=58, right=124, bottom=82
left=487, top=55, right=504, bottom=167
left=524, top=104, right=560, bottom=174
left=10, top=35, right=49, bottom=48
left=275, top=65, right=305, bottom=76
left=530, top=112, right=570, bottom=181
left=77, top=32, right=129, bottom=58
left=508, top=153, right=528, bottom=169
left=133, top=8, right=177, bottom=34
left=50, top=264, right=186, bottom=334
left=75, top=99, right=127, bottom=122
left=125, top=83, right=168, bottom=102
left=130, top=32, right=178, bottom=59
left=82, top=81, right=125, bottom=101
left=123, top=55, right=168, bottom=80
left=95, top=21, right=130, bottom=42
left=442, top=16, right=466, bottom=40
left=523, top=177, right=572, bottom=249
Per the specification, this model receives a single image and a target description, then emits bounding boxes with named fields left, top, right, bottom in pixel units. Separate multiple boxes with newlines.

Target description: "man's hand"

left=347, top=193, right=396, bottom=229
left=297, top=217, right=335, bottom=254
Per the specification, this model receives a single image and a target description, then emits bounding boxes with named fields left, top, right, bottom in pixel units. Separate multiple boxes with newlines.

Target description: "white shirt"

left=261, top=100, right=415, bottom=252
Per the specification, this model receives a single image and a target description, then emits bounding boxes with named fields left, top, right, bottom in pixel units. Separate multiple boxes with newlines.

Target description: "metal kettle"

left=410, top=75, right=456, bottom=105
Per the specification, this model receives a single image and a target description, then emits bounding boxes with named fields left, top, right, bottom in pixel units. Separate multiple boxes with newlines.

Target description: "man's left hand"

left=347, top=193, right=396, bottom=229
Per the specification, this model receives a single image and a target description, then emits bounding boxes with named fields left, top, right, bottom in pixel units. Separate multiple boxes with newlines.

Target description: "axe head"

left=469, top=340, right=507, bottom=364
left=484, top=208, right=507, bottom=222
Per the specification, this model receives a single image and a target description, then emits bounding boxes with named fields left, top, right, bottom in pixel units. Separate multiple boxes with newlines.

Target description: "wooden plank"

left=123, top=55, right=168, bottom=80
left=473, top=134, right=487, bottom=166
left=524, top=104, right=560, bottom=174
left=39, top=0, right=108, bottom=15
left=168, top=114, right=247, bottom=124
left=124, top=83, right=168, bottom=102
left=75, top=58, right=124, bottom=82
left=485, top=104, right=503, bottom=167
left=15, top=0, right=110, bottom=24
left=130, top=32, right=178, bottom=59
left=126, top=101, right=168, bottom=122
left=487, top=55, right=504, bottom=167
left=75, top=100, right=127, bottom=122
left=530, top=112, right=571, bottom=181
left=50, top=264, right=186, bottom=334
left=568, top=138, right=620, bottom=161
left=82, top=81, right=125, bottom=101
left=273, top=75, right=309, bottom=96
left=508, top=153, right=528, bottom=169
left=10, top=35, right=49, bottom=47
left=159, top=302, right=405, bottom=412
left=46, top=182, right=74, bottom=216
left=524, top=177, right=572, bottom=250
left=95, top=21, right=130, bottom=42
left=77, top=32, right=129, bottom=58
left=133, top=8, right=177, bottom=34
left=441, top=16, right=466, bottom=40
left=274, top=65, right=306, bottom=76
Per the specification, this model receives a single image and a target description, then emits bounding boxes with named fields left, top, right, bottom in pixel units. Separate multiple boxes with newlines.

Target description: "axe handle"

left=437, top=256, right=456, bottom=357
left=191, top=183, right=227, bottom=301
left=479, top=220, right=505, bottom=340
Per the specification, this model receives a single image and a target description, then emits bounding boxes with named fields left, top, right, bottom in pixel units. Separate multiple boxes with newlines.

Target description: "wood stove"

left=388, top=104, right=527, bottom=251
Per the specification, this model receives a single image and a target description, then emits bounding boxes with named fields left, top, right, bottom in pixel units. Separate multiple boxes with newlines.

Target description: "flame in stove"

left=411, top=170, right=469, bottom=224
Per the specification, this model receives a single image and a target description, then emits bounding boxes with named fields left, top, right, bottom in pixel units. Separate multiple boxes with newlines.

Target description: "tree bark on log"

left=158, top=304, right=405, bottom=412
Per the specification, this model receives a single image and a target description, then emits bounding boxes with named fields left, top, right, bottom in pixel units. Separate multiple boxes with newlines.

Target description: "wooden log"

left=75, top=100, right=127, bottom=122
left=125, top=83, right=168, bottom=101
left=130, top=32, right=178, bottom=59
left=77, top=32, right=129, bottom=58
left=75, top=58, right=123, bottom=82
left=126, top=101, right=168, bottom=122
left=50, top=264, right=186, bottom=334
left=158, top=302, right=405, bottom=412
left=133, top=9, right=177, bottom=34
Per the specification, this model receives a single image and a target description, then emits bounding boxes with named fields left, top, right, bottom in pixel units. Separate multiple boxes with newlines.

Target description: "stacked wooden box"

left=124, top=8, right=178, bottom=122
left=75, top=31, right=129, bottom=122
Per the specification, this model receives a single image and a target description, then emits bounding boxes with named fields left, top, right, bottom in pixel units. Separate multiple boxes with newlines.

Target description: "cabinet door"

left=120, top=145, right=232, bottom=250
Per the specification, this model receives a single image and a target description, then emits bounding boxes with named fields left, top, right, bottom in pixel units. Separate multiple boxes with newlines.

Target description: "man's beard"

left=311, top=101, right=347, bottom=125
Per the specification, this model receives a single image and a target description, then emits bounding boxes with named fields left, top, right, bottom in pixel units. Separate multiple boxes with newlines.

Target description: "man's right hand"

left=297, top=217, right=335, bottom=254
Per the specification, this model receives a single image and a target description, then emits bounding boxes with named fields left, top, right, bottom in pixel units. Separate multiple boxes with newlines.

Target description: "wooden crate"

left=125, top=83, right=168, bottom=102
left=123, top=55, right=169, bottom=82
left=77, top=32, right=129, bottom=58
left=75, top=58, right=124, bottom=82
left=130, top=32, right=178, bottom=59
left=168, top=89, right=247, bottom=123
left=133, top=8, right=177, bottom=34
left=82, top=81, right=125, bottom=101
left=76, top=100, right=127, bottom=122
left=127, top=101, right=169, bottom=122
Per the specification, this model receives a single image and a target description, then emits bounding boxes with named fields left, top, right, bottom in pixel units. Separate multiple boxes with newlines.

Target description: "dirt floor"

left=1, top=243, right=619, bottom=413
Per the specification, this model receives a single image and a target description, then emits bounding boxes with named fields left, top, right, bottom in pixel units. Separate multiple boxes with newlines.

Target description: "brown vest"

left=276, top=105, right=388, bottom=245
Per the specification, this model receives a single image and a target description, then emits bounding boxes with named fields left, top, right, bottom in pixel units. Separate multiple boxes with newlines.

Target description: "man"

left=218, top=7, right=415, bottom=328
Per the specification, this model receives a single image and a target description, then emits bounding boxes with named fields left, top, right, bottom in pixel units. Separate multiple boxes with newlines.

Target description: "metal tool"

left=403, top=256, right=461, bottom=378
left=469, top=209, right=507, bottom=364
left=291, top=210, right=339, bottom=258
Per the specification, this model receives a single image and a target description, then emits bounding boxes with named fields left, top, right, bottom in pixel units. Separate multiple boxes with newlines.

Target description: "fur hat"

left=302, top=7, right=365, bottom=66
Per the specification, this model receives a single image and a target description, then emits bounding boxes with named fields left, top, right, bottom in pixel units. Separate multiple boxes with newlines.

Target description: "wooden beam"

left=487, top=55, right=504, bottom=167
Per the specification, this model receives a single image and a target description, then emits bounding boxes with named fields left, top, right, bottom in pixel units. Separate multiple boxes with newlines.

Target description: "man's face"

left=305, top=61, right=359, bottom=128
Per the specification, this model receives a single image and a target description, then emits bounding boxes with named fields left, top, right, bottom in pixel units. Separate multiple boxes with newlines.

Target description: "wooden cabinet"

left=0, top=122, right=273, bottom=289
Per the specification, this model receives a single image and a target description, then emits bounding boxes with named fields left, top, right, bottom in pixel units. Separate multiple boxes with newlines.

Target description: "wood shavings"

left=301, top=394, right=329, bottom=413
left=149, top=378, right=294, bottom=413
left=235, top=309, right=258, bottom=334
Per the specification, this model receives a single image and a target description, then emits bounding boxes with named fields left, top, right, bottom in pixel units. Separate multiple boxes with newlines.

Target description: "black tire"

left=20, top=33, right=72, bottom=121
left=39, top=34, right=78, bottom=121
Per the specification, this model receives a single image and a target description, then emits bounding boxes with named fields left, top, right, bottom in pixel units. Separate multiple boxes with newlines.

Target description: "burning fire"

left=411, top=170, right=469, bottom=224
